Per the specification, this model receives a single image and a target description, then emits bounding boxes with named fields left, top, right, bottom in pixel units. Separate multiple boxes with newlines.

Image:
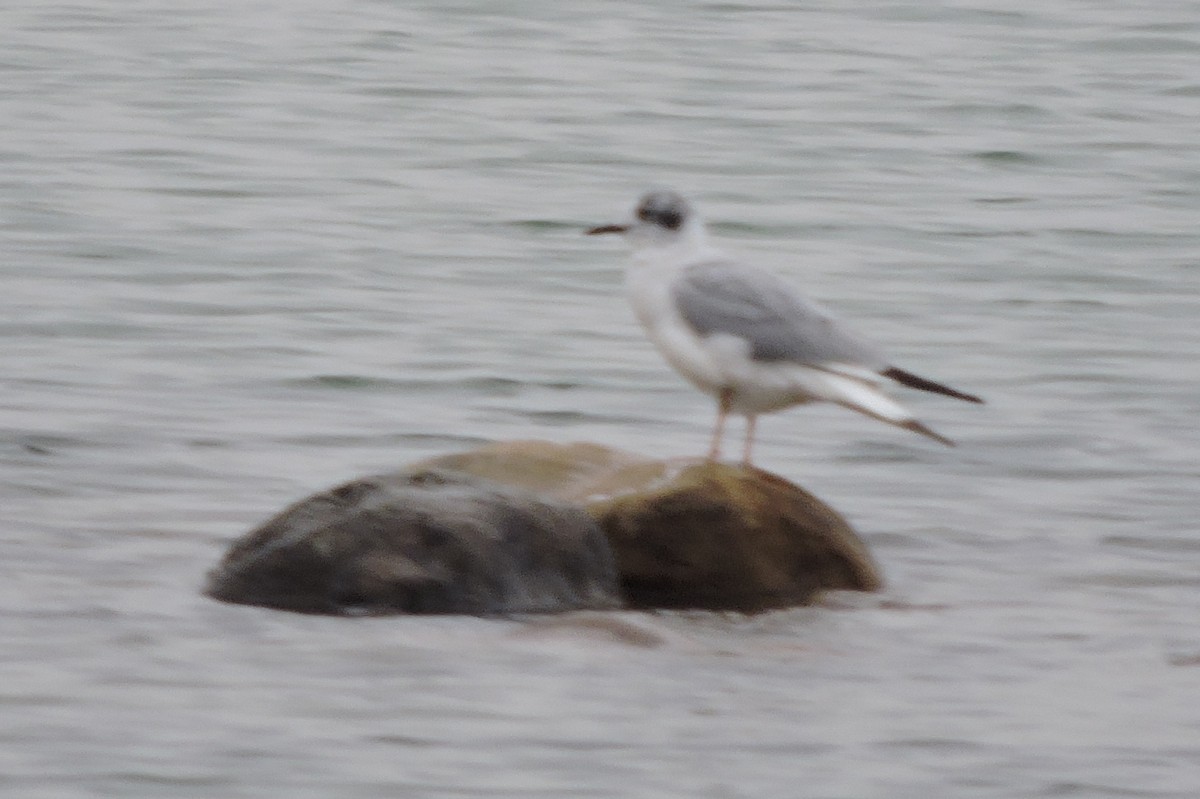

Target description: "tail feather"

left=818, top=372, right=956, bottom=447
left=899, top=419, right=955, bottom=447
left=883, top=366, right=984, bottom=404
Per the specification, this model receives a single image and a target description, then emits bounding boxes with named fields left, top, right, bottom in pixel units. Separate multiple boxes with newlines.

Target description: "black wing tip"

left=901, top=420, right=956, bottom=447
left=883, top=366, right=984, bottom=404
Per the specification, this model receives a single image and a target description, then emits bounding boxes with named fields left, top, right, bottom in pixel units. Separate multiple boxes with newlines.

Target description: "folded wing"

left=672, top=259, right=887, bottom=370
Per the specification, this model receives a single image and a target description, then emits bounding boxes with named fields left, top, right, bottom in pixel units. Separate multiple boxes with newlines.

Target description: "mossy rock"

left=590, top=461, right=881, bottom=611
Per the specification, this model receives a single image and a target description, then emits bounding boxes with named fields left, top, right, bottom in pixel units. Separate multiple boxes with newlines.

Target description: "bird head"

left=587, top=190, right=704, bottom=251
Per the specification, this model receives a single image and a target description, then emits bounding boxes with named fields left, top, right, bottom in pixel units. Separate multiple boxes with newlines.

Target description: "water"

left=3, top=0, right=1199, bottom=796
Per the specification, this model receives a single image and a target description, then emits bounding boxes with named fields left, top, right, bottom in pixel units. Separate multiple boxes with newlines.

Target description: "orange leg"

left=741, top=414, right=758, bottom=467
left=708, top=389, right=733, bottom=461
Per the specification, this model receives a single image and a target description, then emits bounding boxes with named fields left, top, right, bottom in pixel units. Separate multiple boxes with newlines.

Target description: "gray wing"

left=671, top=259, right=887, bottom=368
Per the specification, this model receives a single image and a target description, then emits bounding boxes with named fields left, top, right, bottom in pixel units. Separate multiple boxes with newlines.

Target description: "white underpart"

left=623, top=218, right=917, bottom=427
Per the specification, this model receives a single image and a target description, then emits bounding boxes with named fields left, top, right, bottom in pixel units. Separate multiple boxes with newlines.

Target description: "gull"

left=586, top=190, right=983, bottom=466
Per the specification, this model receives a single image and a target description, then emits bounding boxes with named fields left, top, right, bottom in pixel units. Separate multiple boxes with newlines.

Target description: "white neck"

left=628, top=218, right=716, bottom=271
left=623, top=217, right=721, bottom=340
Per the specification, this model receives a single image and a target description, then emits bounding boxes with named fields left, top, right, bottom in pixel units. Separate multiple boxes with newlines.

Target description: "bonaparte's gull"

left=587, top=190, right=983, bottom=465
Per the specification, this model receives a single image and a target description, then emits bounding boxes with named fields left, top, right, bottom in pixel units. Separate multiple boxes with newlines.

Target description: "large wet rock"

left=419, top=441, right=883, bottom=612
left=205, top=469, right=621, bottom=615
left=208, top=441, right=881, bottom=616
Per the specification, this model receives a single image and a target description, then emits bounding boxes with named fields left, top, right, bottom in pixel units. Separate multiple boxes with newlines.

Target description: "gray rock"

left=205, top=469, right=621, bottom=616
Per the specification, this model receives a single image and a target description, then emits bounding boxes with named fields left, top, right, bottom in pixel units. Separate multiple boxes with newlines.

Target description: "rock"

left=589, top=461, right=882, bottom=612
left=208, top=441, right=882, bottom=617
left=419, top=441, right=882, bottom=613
left=413, top=440, right=655, bottom=501
left=205, top=469, right=621, bottom=616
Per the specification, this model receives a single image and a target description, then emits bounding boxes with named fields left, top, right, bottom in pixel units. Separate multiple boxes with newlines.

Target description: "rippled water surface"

left=3, top=1, right=1199, bottom=796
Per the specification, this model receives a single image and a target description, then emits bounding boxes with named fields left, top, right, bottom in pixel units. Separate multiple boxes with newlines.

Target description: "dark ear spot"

left=636, top=201, right=685, bottom=230
left=658, top=208, right=683, bottom=230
